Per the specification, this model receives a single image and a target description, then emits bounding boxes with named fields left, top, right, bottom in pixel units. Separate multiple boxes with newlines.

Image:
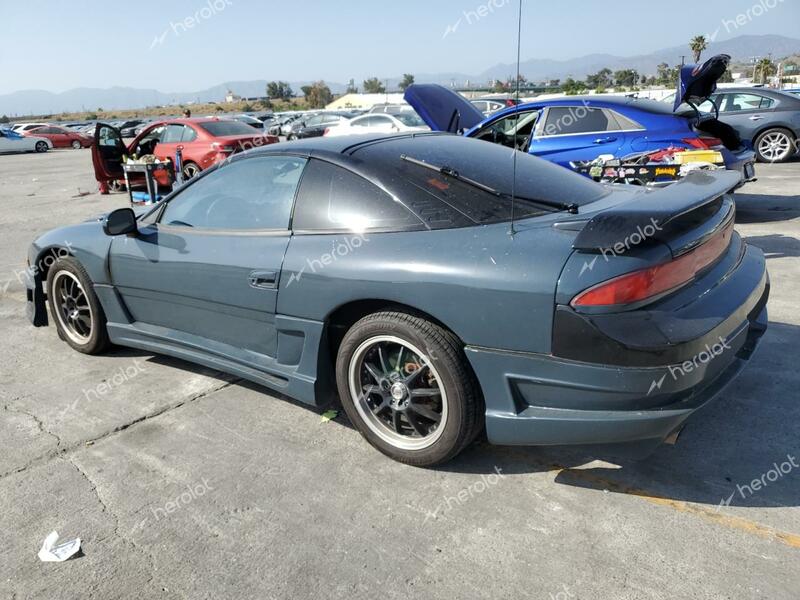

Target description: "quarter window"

left=541, top=107, right=618, bottom=136
left=292, top=160, right=422, bottom=232
left=160, top=156, right=307, bottom=230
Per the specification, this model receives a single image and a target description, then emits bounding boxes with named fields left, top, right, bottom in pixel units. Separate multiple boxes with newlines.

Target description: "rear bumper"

left=467, top=243, right=769, bottom=449
left=724, top=148, right=757, bottom=189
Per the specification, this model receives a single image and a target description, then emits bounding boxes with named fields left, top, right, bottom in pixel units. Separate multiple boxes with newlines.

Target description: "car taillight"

left=212, top=142, right=235, bottom=153
left=683, top=137, right=723, bottom=149
left=571, top=220, right=734, bottom=308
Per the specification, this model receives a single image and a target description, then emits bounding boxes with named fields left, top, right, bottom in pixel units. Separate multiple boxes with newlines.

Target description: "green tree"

left=301, top=81, right=334, bottom=109
left=399, top=74, right=415, bottom=91
left=585, top=68, right=612, bottom=89
left=266, top=81, right=294, bottom=101
left=613, top=69, right=638, bottom=88
left=0, top=115, right=9, bottom=124
left=756, top=58, right=776, bottom=84
left=363, top=77, right=386, bottom=94
left=690, top=35, right=708, bottom=64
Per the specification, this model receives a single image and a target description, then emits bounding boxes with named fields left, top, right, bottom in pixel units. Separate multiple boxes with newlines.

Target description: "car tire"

left=46, top=256, right=110, bottom=355
left=35, top=141, right=48, bottom=153
left=754, top=128, right=797, bottom=163
left=71, top=140, right=82, bottom=150
left=287, top=134, right=297, bottom=141
left=336, top=311, right=483, bottom=466
left=182, top=162, right=201, bottom=179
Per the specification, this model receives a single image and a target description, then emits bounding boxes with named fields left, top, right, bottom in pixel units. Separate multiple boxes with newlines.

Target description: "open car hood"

left=403, top=84, right=485, bottom=133
left=673, top=54, right=731, bottom=112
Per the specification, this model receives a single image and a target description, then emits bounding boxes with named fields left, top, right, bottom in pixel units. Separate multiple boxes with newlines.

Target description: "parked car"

left=118, top=120, right=146, bottom=138
left=232, top=114, right=265, bottom=129
left=91, top=117, right=278, bottom=191
left=281, top=113, right=318, bottom=138
left=288, top=112, right=358, bottom=140
left=405, top=56, right=756, bottom=188
left=324, top=112, right=429, bottom=137
left=11, top=122, right=48, bottom=132
left=783, top=88, right=800, bottom=98
left=368, top=104, right=416, bottom=115
left=24, top=125, right=93, bottom=149
left=25, top=133, right=768, bottom=465
left=672, top=87, right=800, bottom=163
left=470, top=99, right=510, bottom=116
left=0, top=128, right=52, bottom=153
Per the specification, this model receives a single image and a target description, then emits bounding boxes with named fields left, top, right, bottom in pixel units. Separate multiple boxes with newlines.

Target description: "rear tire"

left=71, top=140, right=82, bottom=150
left=35, top=141, right=48, bottom=153
left=754, top=128, right=796, bottom=163
left=46, top=256, right=110, bottom=355
left=336, top=311, right=483, bottom=466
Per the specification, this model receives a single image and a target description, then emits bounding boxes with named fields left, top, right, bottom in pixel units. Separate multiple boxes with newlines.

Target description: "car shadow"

left=438, top=320, right=800, bottom=510
left=743, top=233, right=800, bottom=259
left=103, top=323, right=799, bottom=510
left=735, top=192, right=800, bottom=224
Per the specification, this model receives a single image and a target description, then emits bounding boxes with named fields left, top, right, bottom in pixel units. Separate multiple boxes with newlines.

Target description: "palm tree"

left=689, top=35, right=708, bottom=64
left=757, top=58, right=776, bottom=84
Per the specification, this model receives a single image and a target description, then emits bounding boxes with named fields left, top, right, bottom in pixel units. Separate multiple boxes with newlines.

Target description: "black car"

left=118, top=120, right=145, bottom=138
left=288, top=112, right=359, bottom=140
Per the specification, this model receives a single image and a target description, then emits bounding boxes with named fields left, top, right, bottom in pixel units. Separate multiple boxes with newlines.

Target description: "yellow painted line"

left=553, top=466, right=800, bottom=550
left=493, top=446, right=800, bottom=550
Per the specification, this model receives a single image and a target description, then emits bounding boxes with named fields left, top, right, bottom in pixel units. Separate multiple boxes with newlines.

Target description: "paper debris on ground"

left=38, top=531, right=81, bottom=562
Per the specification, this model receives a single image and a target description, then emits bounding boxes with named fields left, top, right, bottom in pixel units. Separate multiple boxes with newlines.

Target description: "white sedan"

left=0, top=128, right=52, bottom=154
left=324, top=112, right=429, bottom=137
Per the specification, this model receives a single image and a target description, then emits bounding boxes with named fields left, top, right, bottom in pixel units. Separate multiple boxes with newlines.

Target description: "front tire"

left=336, top=311, right=483, bottom=466
left=754, top=128, right=796, bottom=163
left=35, top=141, right=49, bottom=153
left=71, top=140, right=82, bottom=149
left=182, top=162, right=201, bottom=179
left=46, top=256, right=110, bottom=355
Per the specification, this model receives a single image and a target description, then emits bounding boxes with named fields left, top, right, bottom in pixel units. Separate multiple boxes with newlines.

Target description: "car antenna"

left=510, top=0, right=523, bottom=237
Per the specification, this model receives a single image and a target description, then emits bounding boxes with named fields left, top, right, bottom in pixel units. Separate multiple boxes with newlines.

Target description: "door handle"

left=749, top=115, right=764, bottom=121
left=248, top=270, right=278, bottom=289
left=593, top=136, right=617, bottom=144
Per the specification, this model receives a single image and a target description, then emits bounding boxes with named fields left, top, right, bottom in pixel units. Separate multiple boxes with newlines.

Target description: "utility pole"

left=680, top=56, right=686, bottom=67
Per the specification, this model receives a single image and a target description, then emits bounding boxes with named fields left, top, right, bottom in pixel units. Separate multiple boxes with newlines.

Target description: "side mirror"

left=104, top=208, right=138, bottom=236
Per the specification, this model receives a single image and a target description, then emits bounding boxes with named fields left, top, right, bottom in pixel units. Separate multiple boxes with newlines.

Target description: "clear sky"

left=1, top=0, right=798, bottom=94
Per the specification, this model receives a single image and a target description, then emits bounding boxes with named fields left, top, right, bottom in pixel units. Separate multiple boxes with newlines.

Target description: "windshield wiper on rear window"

left=400, top=154, right=578, bottom=214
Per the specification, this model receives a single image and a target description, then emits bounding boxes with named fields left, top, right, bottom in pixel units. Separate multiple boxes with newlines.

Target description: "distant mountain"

left=478, top=34, right=800, bottom=82
left=1, top=34, right=798, bottom=116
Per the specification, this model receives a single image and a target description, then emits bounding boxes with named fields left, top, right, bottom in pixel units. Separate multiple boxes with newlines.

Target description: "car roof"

left=518, top=95, right=675, bottom=114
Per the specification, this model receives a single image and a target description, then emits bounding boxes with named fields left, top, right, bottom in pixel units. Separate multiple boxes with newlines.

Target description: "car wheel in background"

left=35, top=141, right=48, bottom=153
left=46, top=256, right=110, bottom=355
left=71, top=140, right=82, bottom=149
left=754, top=128, right=796, bottom=163
left=287, top=134, right=297, bottom=141
left=182, top=162, right=201, bottom=179
left=336, top=311, right=483, bottom=466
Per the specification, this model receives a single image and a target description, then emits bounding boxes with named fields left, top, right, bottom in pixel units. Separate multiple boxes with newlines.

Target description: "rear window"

left=197, top=120, right=257, bottom=136
left=357, top=135, right=608, bottom=228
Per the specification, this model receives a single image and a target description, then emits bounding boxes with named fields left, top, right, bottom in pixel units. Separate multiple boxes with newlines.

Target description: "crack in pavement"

left=64, top=455, right=162, bottom=591
left=0, top=378, right=241, bottom=482
left=2, top=400, right=63, bottom=448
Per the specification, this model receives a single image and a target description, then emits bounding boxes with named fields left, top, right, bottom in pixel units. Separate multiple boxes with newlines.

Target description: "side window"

left=161, top=124, right=186, bottom=143
left=160, top=156, right=307, bottom=230
left=541, top=107, right=617, bottom=136
left=723, top=94, right=775, bottom=112
left=292, top=160, right=422, bottom=232
left=473, top=111, right=539, bottom=149
left=351, top=117, right=371, bottom=127
left=609, top=110, right=643, bottom=130
left=181, top=126, right=197, bottom=142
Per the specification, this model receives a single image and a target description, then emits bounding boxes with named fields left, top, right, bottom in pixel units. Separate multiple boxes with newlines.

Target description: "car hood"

left=674, top=54, right=730, bottom=111
left=403, top=84, right=485, bottom=133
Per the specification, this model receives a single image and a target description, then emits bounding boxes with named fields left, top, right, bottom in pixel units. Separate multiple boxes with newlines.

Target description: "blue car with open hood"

left=405, top=55, right=756, bottom=188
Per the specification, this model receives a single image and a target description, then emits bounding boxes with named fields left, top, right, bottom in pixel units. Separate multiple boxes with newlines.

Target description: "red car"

left=24, top=125, right=93, bottom=149
left=91, top=118, right=279, bottom=193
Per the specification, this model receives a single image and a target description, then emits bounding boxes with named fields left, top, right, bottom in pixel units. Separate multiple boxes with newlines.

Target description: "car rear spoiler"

left=564, top=170, right=742, bottom=251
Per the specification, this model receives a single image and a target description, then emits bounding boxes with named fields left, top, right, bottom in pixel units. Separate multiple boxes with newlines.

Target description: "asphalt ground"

left=0, top=148, right=798, bottom=599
